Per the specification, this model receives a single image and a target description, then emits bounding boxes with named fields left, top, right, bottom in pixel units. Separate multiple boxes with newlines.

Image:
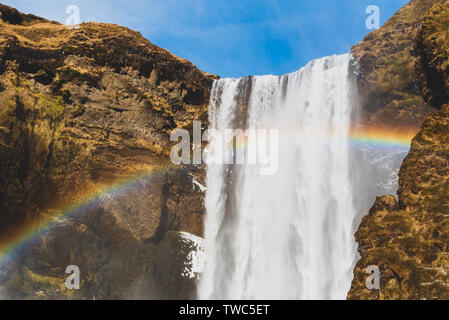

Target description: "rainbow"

left=0, top=126, right=416, bottom=266
left=220, top=126, right=415, bottom=153
left=0, top=165, right=171, bottom=267
left=348, top=127, right=414, bottom=149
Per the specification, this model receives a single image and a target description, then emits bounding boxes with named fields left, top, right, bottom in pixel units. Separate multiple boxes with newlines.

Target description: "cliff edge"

left=349, top=1, right=449, bottom=299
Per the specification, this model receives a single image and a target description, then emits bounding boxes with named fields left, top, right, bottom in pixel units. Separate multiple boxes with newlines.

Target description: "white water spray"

left=199, top=54, right=407, bottom=299
left=200, top=54, right=357, bottom=299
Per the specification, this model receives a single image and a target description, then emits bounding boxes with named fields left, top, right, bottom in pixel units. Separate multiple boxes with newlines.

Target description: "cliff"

left=351, top=0, right=445, bottom=131
left=0, top=4, right=215, bottom=299
left=3, top=0, right=449, bottom=300
left=349, top=1, right=449, bottom=299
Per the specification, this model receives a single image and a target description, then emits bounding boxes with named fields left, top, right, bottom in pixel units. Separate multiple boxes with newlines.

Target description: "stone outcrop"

left=0, top=4, right=214, bottom=299
left=415, top=3, right=449, bottom=109
left=349, top=1, right=449, bottom=299
left=350, top=0, right=445, bottom=130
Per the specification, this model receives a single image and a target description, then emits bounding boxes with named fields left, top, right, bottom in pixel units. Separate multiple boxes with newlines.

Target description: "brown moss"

left=0, top=3, right=212, bottom=299
left=351, top=0, right=443, bottom=130
left=416, top=2, right=449, bottom=108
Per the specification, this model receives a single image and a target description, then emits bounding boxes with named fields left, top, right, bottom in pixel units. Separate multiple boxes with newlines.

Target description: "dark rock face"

left=153, top=231, right=204, bottom=299
left=0, top=4, right=214, bottom=299
left=349, top=1, right=449, bottom=300
left=350, top=0, right=444, bottom=130
left=415, top=4, right=449, bottom=109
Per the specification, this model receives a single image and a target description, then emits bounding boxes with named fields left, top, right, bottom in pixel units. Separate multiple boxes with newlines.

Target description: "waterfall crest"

left=199, top=54, right=360, bottom=299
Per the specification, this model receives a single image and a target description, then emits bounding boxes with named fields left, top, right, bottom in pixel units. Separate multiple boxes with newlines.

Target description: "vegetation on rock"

left=350, top=0, right=444, bottom=130
left=349, top=1, right=449, bottom=299
left=0, top=4, right=214, bottom=299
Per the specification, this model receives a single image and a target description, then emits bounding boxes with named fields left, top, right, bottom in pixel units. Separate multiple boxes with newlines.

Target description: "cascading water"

left=199, top=54, right=407, bottom=299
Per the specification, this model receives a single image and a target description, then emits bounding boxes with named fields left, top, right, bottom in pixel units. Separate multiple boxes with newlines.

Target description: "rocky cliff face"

left=348, top=1, right=449, bottom=300
left=0, top=4, right=215, bottom=299
left=350, top=0, right=445, bottom=131
left=4, top=0, right=449, bottom=301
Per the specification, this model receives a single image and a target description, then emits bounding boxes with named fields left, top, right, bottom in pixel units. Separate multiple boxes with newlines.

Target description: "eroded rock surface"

left=0, top=4, right=214, bottom=299
left=350, top=0, right=444, bottom=130
left=349, top=1, right=449, bottom=300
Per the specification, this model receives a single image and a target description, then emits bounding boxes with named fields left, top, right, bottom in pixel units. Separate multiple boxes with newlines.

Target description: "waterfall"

left=199, top=54, right=401, bottom=299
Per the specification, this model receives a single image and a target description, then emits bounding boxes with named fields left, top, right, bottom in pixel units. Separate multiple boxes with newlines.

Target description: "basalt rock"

left=415, top=3, right=449, bottom=109
left=349, top=1, right=449, bottom=300
left=0, top=3, right=215, bottom=299
left=350, top=0, right=444, bottom=130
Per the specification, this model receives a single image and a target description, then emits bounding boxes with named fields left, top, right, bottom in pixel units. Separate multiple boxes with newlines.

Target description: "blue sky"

left=3, top=0, right=409, bottom=78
